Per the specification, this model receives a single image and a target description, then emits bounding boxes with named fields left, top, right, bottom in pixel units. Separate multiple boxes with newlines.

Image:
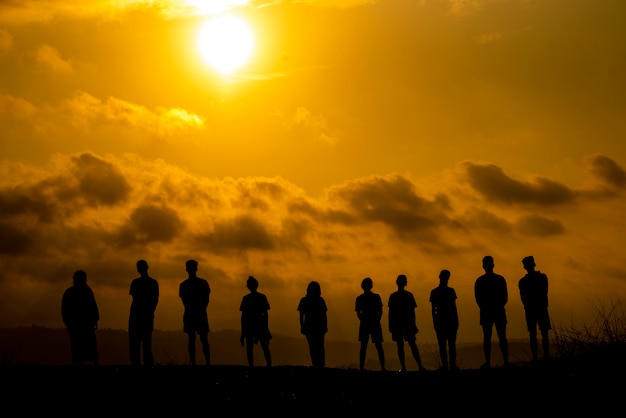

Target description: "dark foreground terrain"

left=1, top=361, right=621, bottom=416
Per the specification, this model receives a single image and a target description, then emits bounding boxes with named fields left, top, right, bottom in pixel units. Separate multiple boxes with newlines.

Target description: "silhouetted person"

left=355, top=277, right=386, bottom=371
left=61, top=270, right=99, bottom=366
left=297, top=281, right=328, bottom=367
left=474, top=255, right=510, bottom=369
left=179, top=259, right=211, bottom=366
left=128, top=259, right=159, bottom=367
left=388, top=274, right=427, bottom=372
left=429, top=269, right=459, bottom=371
left=240, top=276, right=272, bottom=367
left=519, top=255, right=552, bottom=362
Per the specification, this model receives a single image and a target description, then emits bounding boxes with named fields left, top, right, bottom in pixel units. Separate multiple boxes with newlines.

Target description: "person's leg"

left=199, top=332, right=210, bottom=365
left=449, top=330, right=458, bottom=369
left=436, top=332, right=448, bottom=370
left=541, top=328, right=550, bottom=359
left=128, top=327, right=140, bottom=366
left=143, top=329, right=154, bottom=366
left=396, top=340, right=406, bottom=372
left=408, top=340, right=425, bottom=370
left=482, top=324, right=493, bottom=367
left=245, top=337, right=254, bottom=366
left=495, top=322, right=509, bottom=365
left=374, top=342, right=386, bottom=371
left=529, top=329, right=538, bottom=362
left=318, top=334, right=326, bottom=367
left=359, top=341, right=368, bottom=370
left=260, top=340, right=272, bottom=367
left=187, top=332, right=196, bottom=365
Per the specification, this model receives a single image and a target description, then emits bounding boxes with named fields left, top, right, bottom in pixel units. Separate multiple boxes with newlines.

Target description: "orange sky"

left=1, top=0, right=625, bottom=345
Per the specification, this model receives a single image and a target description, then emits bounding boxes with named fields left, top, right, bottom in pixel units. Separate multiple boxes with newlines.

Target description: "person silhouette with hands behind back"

left=388, top=274, right=427, bottom=372
left=429, top=269, right=459, bottom=371
left=474, top=255, right=511, bottom=369
left=297, top=281, right=328, bottom=367
left=61, top=269, right=100, bottom=366
left=519, top=255, right=552, bottom=362
left=128, top=259, right=159, bottom=367
left=355, top=277, right=386, bottom=371
left=239, top=275, right=272, bottom=367
left=179, top=259, right=211, bottom=366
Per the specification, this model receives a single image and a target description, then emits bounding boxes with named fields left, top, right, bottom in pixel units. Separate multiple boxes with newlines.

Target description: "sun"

left=197, top=14, right=255, bottom=75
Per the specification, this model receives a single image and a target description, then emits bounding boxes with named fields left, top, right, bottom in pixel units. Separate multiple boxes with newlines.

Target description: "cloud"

left=462, top=161, right=576, bottom=206
left=325, top=174, right=452, bottom=240
left=586, top=154, right=626, bottom=190
left=515, top=214, right=565, bottom=237
left=61, top=91, right=205, bottom=135
left=114, top=204, right=184, bottom=246
left=34, top=44, right=73, bottom=74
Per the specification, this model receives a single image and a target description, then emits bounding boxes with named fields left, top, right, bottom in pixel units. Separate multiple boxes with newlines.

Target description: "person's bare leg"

left=261, top=341, right=272, bottom=367
left=187, top=333, right=196, bottom=366
left=374, top=342, right=386, bottom=371
left=396, top=341, right=406, bottom=372
left=359, top=341, right=367, bottom=370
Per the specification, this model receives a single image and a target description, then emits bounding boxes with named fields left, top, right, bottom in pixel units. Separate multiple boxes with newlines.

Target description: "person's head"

left=361, top=277, right=373, bottom=292
left=396, top=274, right=407, bottom=288
left=439, top=269, right=450, bottom=285
left=306, top=281, right=322, bottom=298
left=522, top=256, right=535, bottom=271
left=136, top=259, right=149, bottom=274
left=73, top=270, right=87, bottom=286
left=185, top=259, right=198, bottom=274
left=247, top=276, right=259, bottom=291
left=482, top=255, right=494, bottom=271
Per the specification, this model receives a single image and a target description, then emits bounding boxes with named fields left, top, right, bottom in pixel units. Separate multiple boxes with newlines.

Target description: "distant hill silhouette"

left=0, top=326, right=533, bottom=369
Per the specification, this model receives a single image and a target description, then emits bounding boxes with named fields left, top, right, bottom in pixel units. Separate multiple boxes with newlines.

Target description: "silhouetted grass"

left=553, top=299, right=626, bottom=369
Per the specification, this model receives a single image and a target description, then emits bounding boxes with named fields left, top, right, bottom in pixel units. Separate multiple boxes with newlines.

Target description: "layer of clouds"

left=1, top=152, right=625, bottom=342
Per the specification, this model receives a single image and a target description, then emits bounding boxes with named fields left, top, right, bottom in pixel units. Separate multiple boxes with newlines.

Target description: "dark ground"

left=1, top=361, right=621, bottom=416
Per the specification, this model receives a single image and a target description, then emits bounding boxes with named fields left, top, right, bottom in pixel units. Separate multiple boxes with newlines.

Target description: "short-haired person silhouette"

left=429, top=269, right=459, bottom=371
left=388, top=274, right=427, bottom=372
left=240, top=276, right=272, bottom=367
left=355, top=277, right=386, bottom=371
left=128, top=259, right=159, bottom=367
left=179, top=259, right=211, bottom=366
left=519, top=255, right=552, bottom=362
left=474, top=255, right=511, bottom=369
left=297, top=281, right=328, bottom=367
left=61, top=270, right=100, bottom=366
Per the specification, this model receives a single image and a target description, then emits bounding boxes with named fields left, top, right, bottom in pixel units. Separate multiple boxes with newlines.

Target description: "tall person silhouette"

left=179, top=259, right=211, bottom=366
left=128, top=259, right=159, bottom=366
left=519, top=255, right=552, bottom=362
left=388, top=274, right=427, bottom=372
left=429, top=269, right=459, bottom=371
left=355, top=277, right=386, bottom=371
left=61, top=270, right=100, bottom=366
left=474, top=255, right=511, bottom=369
left=239, top=276, right=272, bottom=367
left=297, top=281, right=328, bottom=367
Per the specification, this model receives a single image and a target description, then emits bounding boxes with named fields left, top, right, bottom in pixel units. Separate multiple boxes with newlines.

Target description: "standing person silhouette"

left=297, top=281, right=328, bottom=367
left=474, top=255, right=511, bottom=369
left=387, top=274, right=427, bottom=372
left=179, top=259, right=211, bottom=366
left=519, top=255, right=552, bottom=362
left=239, top=276, right=272, bottom=367
left=128, top=259, right=159, bottom=367
left=355, top=277, right=386, bottom=371
left=61, top=270, right=100, bottom=366
left=429, top=269, right=459, bottom=371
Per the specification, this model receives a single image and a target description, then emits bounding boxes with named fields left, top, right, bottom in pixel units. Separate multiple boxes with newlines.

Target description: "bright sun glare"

left=197, top=14, right=255, bottom=75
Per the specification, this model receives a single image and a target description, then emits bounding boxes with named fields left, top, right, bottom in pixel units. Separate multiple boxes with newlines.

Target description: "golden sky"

left=1, top=0, right=625, bottom=345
